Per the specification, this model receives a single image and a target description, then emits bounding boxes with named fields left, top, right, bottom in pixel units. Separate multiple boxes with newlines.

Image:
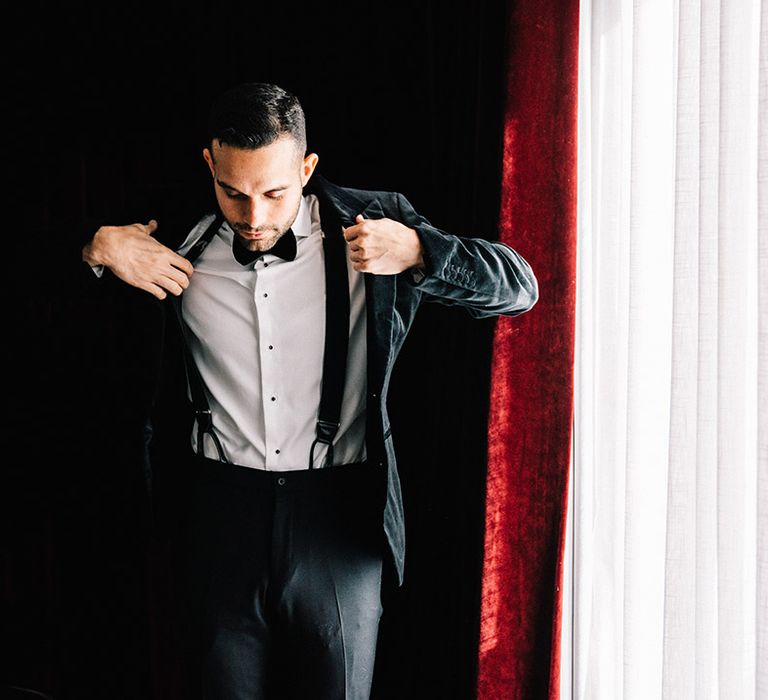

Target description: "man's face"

left=203, top=137, right=318, bottom=253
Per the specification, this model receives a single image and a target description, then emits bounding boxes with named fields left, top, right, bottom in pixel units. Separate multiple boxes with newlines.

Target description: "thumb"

left=145, top=219, right=159, bottom=236
left=355, top=214, right=365, bottom=223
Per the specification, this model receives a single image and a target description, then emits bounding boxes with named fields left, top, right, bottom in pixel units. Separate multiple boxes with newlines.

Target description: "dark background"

left=5, top=1, right=510, bottom=697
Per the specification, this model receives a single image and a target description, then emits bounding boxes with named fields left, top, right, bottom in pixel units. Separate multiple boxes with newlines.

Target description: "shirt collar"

left=292, top=193, right=313, bottom=239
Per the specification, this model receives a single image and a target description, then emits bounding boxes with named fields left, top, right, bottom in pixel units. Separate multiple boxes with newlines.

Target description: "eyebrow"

left=216, top=179, right=290, bottom=194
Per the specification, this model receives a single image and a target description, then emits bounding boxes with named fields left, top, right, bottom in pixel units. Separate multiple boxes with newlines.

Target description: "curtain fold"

left=477, top=1, right=580, bottom=698
left=758, top=6, right=768, bottom=697
left=572, top=0, right=766, bottom=698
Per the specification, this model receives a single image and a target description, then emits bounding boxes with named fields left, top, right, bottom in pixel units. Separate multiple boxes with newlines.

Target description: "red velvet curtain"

left=477, top=1, right=579, bottom=698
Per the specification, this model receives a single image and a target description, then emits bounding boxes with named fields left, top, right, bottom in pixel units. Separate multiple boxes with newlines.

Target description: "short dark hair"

left=207, top=82, right=307, bottom=158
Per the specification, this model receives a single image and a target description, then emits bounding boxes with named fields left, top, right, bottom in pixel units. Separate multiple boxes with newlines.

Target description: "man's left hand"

left=343, top=214, right=425, bottom=274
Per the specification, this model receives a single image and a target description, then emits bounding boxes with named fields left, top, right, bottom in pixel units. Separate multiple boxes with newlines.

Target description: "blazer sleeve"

left=395, top=193, right=539, bottom=319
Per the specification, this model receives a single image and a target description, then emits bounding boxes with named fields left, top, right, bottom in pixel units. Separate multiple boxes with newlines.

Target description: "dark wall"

left=6, top=1, right=509, bottom=697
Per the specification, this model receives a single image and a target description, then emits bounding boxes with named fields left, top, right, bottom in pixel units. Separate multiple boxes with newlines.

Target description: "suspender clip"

left=315, top=419, right=340, bottom=444
left=195, top=408, right=213, bottom=431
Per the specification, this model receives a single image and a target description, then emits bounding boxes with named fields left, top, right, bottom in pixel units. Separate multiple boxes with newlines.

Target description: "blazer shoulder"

left=308, top=173, right=403, bottom=216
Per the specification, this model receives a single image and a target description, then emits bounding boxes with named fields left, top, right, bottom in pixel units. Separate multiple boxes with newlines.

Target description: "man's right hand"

left=81, top=220, right=194, bottom=300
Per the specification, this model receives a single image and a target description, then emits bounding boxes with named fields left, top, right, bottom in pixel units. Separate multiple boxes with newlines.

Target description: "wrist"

left=82, top=227, right=110, bottom=268
left=409, top=227, right=425, bottom=270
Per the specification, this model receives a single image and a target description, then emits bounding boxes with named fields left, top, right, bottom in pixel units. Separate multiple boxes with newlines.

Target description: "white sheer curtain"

left=563, top=0, right=767, bottom=698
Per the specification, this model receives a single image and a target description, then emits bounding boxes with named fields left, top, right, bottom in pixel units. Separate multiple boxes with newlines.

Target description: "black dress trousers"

left=174, top=454, right=386, bottom=700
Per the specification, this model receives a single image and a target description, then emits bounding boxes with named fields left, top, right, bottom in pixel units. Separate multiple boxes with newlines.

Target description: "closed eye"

left=220, top=184, right=286, bottom=201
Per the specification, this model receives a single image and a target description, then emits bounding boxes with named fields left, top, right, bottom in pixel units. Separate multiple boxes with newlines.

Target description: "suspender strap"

left=168, top=213, right=228, bottom=462
left=308, top=199, right=351, bottom=469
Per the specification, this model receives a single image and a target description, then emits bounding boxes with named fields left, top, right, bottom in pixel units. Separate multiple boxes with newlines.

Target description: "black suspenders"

left=309, top=197, right=350, bottom=469
left=169, top=214, right=228, bottom=462
left=169, top=206, right=351, bottom=469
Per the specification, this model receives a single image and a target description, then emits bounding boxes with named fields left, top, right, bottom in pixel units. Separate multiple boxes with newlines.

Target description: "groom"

left=81, top=81, right=538, bottom=699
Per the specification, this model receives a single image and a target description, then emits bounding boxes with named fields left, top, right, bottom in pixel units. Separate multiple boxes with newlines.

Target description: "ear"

left=202, top=147, right=215, bottom=177
left=301, top=152, right=319, bottom=187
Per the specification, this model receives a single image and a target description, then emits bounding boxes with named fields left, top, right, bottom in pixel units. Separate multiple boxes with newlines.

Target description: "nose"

left=243, top=197, right=262, bottom=229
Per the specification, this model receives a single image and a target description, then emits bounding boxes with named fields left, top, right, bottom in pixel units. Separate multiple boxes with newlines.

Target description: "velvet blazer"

left=75, top=170, right=539, bottom=587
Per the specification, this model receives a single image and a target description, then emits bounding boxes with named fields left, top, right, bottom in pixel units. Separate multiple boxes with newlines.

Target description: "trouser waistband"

left=191, top=454, right=380, bottom=492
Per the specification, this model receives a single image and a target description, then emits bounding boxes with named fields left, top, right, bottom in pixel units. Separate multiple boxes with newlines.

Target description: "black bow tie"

left=232, top=228, right=298, bottom=265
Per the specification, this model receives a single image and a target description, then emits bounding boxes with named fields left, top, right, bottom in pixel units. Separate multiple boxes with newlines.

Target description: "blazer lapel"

left=304, top=175, right=396, bottom=399
left=364, top=270, right=395, bottom=398
left=358, top=198, right=395, bottom=397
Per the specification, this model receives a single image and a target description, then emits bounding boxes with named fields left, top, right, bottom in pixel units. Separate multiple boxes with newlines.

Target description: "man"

left=81, top=82, right=538, bottom=699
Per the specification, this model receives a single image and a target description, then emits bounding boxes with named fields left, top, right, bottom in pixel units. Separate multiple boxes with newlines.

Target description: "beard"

left=230, top=197, right=302, bottom=253
left=232, top=225, right=284, bottom=252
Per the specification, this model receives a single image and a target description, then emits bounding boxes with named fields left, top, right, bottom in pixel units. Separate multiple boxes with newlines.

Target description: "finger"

left=143, top=282, right=167, bottom=300
left=158, top=275, right=185, bottom=297
left=162, top=264, right=191, bottom=290
left=343, top=224, right=360, bottom=242
left=145, top=219, right=159, bottom=236
left=168, top=251, right=195, bottom=276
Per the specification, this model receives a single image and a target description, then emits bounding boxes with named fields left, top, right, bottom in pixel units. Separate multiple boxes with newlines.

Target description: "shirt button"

left=268, top=345, right=274, bottom=350
left=277, top=477, right=286, bottom=486
left=275, top=449, right=281, bottom=454
left=263, top=293, right=269, bottom=298
left=271, top=396, right=276, bottom=402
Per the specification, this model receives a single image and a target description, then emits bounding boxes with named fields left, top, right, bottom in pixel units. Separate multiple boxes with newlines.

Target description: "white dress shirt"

left=176, top=193, right=368, bottom=470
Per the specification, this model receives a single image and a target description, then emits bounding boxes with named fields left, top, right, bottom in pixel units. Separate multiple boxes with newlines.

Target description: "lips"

left=236, top=227, right=278, bottom=239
